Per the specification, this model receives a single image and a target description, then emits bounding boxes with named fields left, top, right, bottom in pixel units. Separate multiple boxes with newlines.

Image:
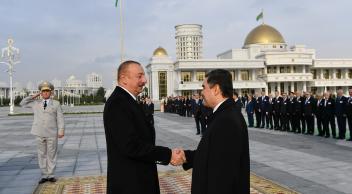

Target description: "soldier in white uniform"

left=20, top=81, right=65, bottom=184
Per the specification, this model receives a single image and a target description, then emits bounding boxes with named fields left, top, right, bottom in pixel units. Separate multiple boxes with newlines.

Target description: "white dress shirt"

left=119, top=86, right=137, bottom=101
left=213, top=98, right=228, bottom=113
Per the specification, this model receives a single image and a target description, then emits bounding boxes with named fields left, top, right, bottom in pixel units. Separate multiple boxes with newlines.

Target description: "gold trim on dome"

left=153, top=47, right=168, bottom=56
left=244, top=24, right=285, bottom=46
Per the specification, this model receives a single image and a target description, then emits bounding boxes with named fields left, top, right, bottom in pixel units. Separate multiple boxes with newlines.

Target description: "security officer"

left=322, top=91, right=336, bottom=138
left=20, top=81, right=65, bottom=184
left=346, top=88, right=352, bottom=141
left=335, top=88, right=347, bottom=139
left=303, top=91, right=316, bottom=135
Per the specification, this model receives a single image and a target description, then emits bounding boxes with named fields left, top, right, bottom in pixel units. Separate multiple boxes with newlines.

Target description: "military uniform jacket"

left=20, top=96, right=64, bottom=137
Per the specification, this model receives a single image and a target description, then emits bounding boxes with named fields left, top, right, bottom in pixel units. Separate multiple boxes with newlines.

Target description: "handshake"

left=170, top=148, right=186, bottom=166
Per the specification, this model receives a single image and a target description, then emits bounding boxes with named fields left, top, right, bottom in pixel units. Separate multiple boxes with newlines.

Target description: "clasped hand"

left=170, top=148, right=186, bottom=166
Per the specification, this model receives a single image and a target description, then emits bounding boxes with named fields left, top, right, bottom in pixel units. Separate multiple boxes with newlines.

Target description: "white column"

left=344, top=69, right=349, bottom=79
left=152, top=71, right=158, bottom=101
left=237, top=70, right=241, bottom=81
left=277, top=82, right=281, bottom=93
left=252, top=69, right=256, bottom=80
left=303, top=65, right=306, bottom=73
left=332, top=69, right=336, bottom=79
left=303, top=81, right=307, bottom=92
left=192, top=70, right=197, bottom=82
left=291, top=81, right=295, bottom=92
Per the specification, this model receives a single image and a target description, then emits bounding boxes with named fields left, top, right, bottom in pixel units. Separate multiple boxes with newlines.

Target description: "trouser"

left=36, top=136, right=58, bottom=179
left=265, top=113, right=273, bottom=128
left=260, top=111, right=266, bottom=127
left=305, top=115, right=315, bottom=134
left=300, top=115, right=306, bottom=133
left=200, top=116, right=207, bottom=134
left=289, top=114, right=295, bottom=132
left=336, top=115, right=347, bottom=138
left=195, top=117, right=201, bottom=134
left=348, top=115, right=352, bottom=138
left=323, top=116, right=336, bottom=137
left=273, top=112, right=280, bottom=129
left=247, top=113, right=254, bottom=127
left=255, top=111, right=261, bottom=127
left=316, top=115, right=323, bottom=135
left=280, top=114, right=289, bottom=131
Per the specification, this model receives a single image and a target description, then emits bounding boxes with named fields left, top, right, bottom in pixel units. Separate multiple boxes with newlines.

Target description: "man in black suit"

left=233, top=91, right=242, bottom=113
left=143, top=97, right=154, bottom=126
left=260, top=91, right=269, bottom=128
left=280, top=93, right=289, bottom=131
left=273, top=91, right=282, bottom=130
left=103, top=60, right=185, bottom=194
left=346, top=88, right=352, bottom=141
left=303, top=92, right=316, bottom=135
left=191, top=94, right=202, bottom=135
left=322, top=91, right=336, bottom=138
left=335, top=88, right=347, bottom=139
left=315, top=94, right=324, bottom=136
left=181, top=69, right=250, bottom=194
left=254, top=94, right=261, bottom=128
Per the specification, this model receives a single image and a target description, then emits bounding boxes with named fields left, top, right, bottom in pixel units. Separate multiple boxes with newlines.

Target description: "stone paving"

left=1, top=106, right=352, bottom=194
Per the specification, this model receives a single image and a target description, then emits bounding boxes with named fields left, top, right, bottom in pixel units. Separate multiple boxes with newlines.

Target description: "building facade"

left=146, top=23, right=352, bottom=101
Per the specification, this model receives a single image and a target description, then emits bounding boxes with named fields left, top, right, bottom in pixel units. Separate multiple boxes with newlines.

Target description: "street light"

left=0, top=38, right=20, bottom=114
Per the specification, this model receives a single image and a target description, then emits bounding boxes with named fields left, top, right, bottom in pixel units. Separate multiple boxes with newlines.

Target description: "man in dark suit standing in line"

left=191, top=94, right=202, bottom=135
left=280, top=93, right=289, bottom=131
left=181, top=69, right=250, bottom=194
left=322, top=91, right=336, bottom=138
left=246, top=95, right=255, bottom=128
left=335, top=88, right=347, bottom=139
left=303, top=92, right=316, bottom=135
left=315, top=94, right=324, bottom=136
left=254, top=94, right=261, bottom=128
left=346, top=88, right=352, bottom=141
left=103, top=60, right=185, bottom=194
left=296, top=91, right=306, bottom=134
left=144, top=97, right=154, bottom=126
left=260, top=91, right=269, bottom=128
left=273, top=91, right=282, bottom=130
left=233, top=91, right=242, bottom=113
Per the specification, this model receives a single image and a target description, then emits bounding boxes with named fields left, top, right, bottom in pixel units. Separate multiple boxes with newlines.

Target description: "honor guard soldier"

left=20, top=81, right=65, bottom=184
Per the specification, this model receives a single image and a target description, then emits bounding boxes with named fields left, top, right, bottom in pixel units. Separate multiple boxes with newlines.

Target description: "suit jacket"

left=103, top=86, right=171, bottom=194
left=335, top=96, right=347, bottom=116
left=191, top=99, right=202, bottom=118
left=346, top=97, right=352, bottom=117
left=322, top=97, right=335, bottom=118
left=246, top=100, right=255, bottom=114
left=20, top=97, right=64, bottom=137
left=280, top=98, right=289, bottom=115
left=234, top=99, right=242, bottom=113
left=183, top=98, right=250, bottom=194
left=303, top=96, right=316, bottom=116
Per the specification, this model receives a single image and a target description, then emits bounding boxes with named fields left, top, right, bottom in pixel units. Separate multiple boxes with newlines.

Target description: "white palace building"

left=146, top=23, right=352, bottom=101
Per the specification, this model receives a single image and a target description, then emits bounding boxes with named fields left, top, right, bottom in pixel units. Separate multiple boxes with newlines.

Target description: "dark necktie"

left=44, top=100, right=47, bottom=110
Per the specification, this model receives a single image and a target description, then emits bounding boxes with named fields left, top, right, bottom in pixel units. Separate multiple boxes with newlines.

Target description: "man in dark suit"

left=246, top=95, right=255, bottom=127
left=335, top=88, right=347, bottom=139
left=103, top=60, right=185, bottom=194
left=181, top=69, right=250, bottom=194
left=254, top=94, right=261, bottom=128
left=191, top=94, right=202, bottom=135
left=233, top=91, right=242, bottom=113
left=303, top=92, right=316, bottom=135
left=346, top=88, right=352, bottom=141
left=322, top=91, right=336, bottom=138
left=265, top=94, right=274, bottom=129
left=315, top=95, right=324, bottom=136
left=280, top=93, right=289, bottom=131
left=143, top=97, right=154, bottom=126
left=260, top=91, right=269, bottom=128
left=273, top=91, right=282, bottom=130
left=296, top=91, right=306, bottom=134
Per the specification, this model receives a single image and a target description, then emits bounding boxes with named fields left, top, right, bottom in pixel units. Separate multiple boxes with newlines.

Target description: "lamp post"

left=0, top=38, right=20, bottom=115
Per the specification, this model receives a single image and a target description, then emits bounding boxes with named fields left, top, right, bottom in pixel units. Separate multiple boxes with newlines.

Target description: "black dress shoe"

left=48, top=177, right=57, bottom=182
left=38, top=178, right=48, bottom=184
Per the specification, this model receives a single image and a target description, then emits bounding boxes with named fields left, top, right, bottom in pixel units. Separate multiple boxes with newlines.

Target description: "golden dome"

left=153, top=47, right=168, bottom=56
left=244, top=24, right=285, bottom=45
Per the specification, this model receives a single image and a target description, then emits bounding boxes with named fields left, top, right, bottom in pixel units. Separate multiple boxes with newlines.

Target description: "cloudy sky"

left=0, top=0, right=351, bottom=88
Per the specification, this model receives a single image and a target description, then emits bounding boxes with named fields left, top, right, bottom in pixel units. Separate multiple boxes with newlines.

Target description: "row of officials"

left=245, top=88, right=352, bottom=141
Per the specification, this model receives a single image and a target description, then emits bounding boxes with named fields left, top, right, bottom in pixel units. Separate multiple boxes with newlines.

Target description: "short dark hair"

left=233, top=91, right=238, bottom=97
left=117, top=60, right=141, bottom=81
left=205, top=69, right=233, bottom=98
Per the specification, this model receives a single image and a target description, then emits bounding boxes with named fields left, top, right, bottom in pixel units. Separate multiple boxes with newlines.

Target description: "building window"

left=336, top=69, right=342, bottom=79
left=323, top=69, right=329, bottom=79
left=268, top=67, right=277, bottom=74
left=182, top=90, right=192, bottom=97
left=181, top=72, right=191, bottom=82
left=280, top=83, right=285, bottom=93
left=240, top=70, right=250, bottom=80
left=196, top=71, right=205, bottom=81
left=311, top=70, right=317, bottom=79
left=349, top=69, right=352, bottom=79
left=158, top=72, right=167, bottom=100
left=280, top=66, right=290, bottom=73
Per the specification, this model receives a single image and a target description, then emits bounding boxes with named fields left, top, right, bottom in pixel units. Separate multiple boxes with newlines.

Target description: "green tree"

left=95, top=87, right=106, bottom=103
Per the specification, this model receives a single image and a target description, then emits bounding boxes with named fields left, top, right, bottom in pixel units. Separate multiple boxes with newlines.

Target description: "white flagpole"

left=119, top=0, right=124, bottom=64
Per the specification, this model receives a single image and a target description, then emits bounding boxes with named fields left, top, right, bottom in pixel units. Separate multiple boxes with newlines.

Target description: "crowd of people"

left=246, top=89, right=352, bottom=141
left=161, top=88, right=352, bottom=141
